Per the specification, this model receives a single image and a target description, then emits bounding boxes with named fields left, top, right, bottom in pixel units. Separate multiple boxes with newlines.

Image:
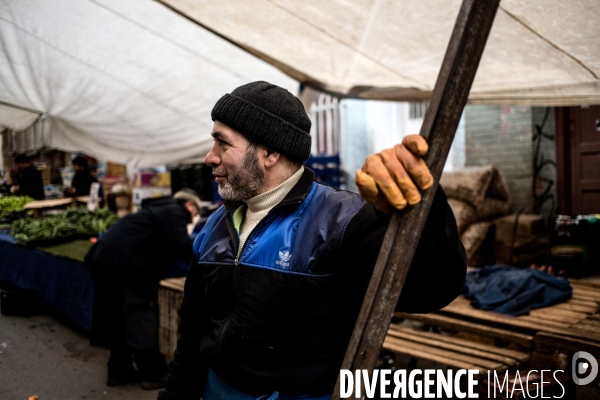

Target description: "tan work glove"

left=355, top=134, right=434, bottom=213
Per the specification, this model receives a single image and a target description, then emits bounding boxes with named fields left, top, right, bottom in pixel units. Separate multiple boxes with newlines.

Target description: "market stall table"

left=1, top=228, right=190, bottom=333
left=0, top=230, right=94, bottom=330
left=23, top=196, right=90, bottom=218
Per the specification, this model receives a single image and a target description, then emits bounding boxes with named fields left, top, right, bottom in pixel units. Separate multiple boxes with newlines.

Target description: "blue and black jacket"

left=160, top=168, right=466, bottom=399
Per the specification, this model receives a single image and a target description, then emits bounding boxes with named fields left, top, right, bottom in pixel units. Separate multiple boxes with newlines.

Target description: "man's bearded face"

left=214, top=144, right=264, bottom=201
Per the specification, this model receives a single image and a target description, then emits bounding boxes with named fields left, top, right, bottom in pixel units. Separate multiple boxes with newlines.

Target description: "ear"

left=261, top=146, right=281, bottom=168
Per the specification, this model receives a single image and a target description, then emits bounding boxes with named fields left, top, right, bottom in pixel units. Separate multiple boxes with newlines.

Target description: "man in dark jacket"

left=85, top=190, right=202, bottom=389
left=159, top=82, right=466, bottom=400
left=11, top=154, right=45, bottom=199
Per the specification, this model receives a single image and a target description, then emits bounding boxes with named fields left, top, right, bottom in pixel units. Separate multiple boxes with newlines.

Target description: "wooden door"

left=572, top=106, right=600, bottom=214
left=556, top=106, right=600, bottom=215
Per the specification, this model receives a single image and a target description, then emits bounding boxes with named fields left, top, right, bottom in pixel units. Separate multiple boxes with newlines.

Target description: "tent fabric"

left=2, top=117, right=51, bottom=154
left=1, top=1, right=599, bottom=168
left=0, top=0, right=298, bottom=167
left=0, top=103, right=40, bottom=131
left=161, top=0, right=600, bottom=106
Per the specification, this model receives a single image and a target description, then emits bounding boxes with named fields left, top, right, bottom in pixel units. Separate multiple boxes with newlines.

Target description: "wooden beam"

left=332, top=2, right=501, bottom=396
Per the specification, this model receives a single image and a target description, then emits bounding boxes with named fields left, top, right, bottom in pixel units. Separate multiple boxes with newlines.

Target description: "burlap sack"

left=442, top=166, right=512, bottom=267
left=440, top=166, right=510, bottom=211
left=461, top=221, right=492, bottom=266
left=475, top=197, right=511, bottom=222
left=447, top=198, right=476, bottom=234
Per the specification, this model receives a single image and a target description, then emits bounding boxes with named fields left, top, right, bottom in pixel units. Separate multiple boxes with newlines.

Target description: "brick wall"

left=338, top=102, right=557, bottom=217
left=464, top=106, right=531, bottom=212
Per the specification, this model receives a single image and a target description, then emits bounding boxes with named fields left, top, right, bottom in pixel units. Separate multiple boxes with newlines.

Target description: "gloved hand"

left=355, top=134, right=433, bottom=213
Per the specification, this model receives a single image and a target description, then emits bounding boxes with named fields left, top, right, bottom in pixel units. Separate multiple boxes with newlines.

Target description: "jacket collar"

left=224, top=168, right=315, bottom=212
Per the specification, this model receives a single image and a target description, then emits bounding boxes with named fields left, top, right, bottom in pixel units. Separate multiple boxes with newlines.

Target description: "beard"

left=216, top=147, right=265, bottom=201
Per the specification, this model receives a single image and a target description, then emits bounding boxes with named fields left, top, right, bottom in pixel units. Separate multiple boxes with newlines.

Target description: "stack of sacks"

left=440, top=166, right=511, bottom=267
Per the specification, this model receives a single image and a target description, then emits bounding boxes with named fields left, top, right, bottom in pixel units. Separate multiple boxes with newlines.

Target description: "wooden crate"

left=158, top=277, right=185, bottom=361
left=493, top=237, right=550, bottom=266
left=106, top=162, right=127, bottom=178
left=36, top=165, right=51, bottom=185
left=495, top=214, right=545, bottom=243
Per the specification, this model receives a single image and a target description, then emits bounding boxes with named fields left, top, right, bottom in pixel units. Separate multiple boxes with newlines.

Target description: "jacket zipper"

left=216, top=211, right=240, bottom=356
left=216, top=199, right=302, bottom=355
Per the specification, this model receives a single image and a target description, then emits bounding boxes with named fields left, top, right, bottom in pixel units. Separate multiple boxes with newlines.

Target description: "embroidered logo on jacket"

left=276, top=251, right=292, bottom=267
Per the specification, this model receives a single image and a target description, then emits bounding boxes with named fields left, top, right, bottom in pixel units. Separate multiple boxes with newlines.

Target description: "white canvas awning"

left=0, top=0, right=298, bottom=167
left=0, top=102, right=41, bottom=131
left=1, top=0, right=598, bottom=167
left=160, top=0, right=600, bottom=105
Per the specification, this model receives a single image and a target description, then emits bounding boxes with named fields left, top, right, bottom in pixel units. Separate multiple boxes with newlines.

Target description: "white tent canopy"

left=161, top=0, right=600, bottom=105
left=0, top=0, right=298, bottom=167
left=0, top=102, right=40, bottom=131
left=1, top=0, right=599, bottom=167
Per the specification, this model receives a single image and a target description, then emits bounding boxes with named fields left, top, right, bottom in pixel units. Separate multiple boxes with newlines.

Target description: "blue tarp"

left=0, top=230, right=94, bottom=330
left=463, top=265, right=573, bottom=316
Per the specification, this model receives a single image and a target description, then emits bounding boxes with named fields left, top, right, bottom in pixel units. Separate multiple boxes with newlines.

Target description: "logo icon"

left=278, top=251, right=292, bottom=262
left=276, top=251, right=292, bottom=267
left=572, top=351, right=598, bottom=385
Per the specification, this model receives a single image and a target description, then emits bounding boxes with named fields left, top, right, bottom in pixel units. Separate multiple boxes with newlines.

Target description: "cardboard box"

left=135, top=172, right=171, bottom=188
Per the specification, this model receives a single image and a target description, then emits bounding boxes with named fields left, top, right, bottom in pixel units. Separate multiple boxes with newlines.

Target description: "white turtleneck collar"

left=237, top=166, right=304, bottom=256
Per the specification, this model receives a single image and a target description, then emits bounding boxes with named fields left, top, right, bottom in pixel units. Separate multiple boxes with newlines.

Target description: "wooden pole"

left=332, top=0, right=501, bottom=398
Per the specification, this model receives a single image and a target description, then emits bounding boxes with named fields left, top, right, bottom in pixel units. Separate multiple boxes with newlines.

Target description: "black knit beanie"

left=211, top=81, right=312, bottom=162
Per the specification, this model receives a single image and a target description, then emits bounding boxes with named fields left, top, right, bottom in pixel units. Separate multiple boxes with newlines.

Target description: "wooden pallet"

left=383, top=324, right=529, bottom=374
left=394, top=278, right=600, bottom=366
left=394, top=312, right=535, bottom=347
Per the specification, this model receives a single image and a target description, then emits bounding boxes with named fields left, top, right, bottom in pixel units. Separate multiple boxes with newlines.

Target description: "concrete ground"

left=0, top=306, right=160, bottom=400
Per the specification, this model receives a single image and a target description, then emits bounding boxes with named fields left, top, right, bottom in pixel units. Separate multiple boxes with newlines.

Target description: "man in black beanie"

left=159, top=81, right=466, bottom=400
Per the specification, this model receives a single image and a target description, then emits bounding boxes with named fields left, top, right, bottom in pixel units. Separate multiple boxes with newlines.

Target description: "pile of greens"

left=0, top=196, right=34, bottom=218
left=11, top=207, right=118, bottom=243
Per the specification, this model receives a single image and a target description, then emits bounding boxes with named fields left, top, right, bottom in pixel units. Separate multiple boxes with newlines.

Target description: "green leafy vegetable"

left=0, top=196, right=34, bottom=218
left=10, top=207, right=118, bottom=243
